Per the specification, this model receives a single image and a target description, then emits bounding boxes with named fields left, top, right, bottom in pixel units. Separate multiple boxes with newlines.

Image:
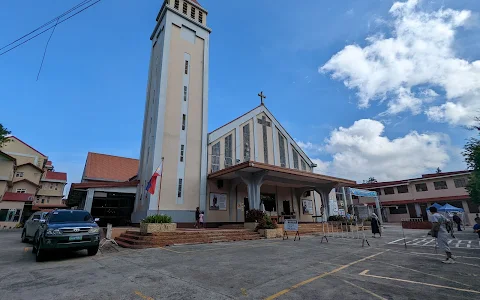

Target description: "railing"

left=401, top=218, right=423, bottom=222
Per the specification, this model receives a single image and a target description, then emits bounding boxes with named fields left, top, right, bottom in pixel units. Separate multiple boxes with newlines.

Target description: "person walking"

left=429, top=206, right=455, bottom=264
left=475, top=213, right=480, bottom=224
left=452, top=213, right=462, bottom=232
left=371, top=213, right=381, bottom=238
left=194, top=207, right=200, bottom=229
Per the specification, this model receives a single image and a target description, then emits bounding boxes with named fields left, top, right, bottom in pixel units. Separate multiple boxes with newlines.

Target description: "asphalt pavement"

left=0, top=225, right=479, bottom=300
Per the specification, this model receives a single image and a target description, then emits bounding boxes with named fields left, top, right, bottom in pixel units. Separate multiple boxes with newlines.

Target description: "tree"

left=463, top=118, right=480, bottom=205
left=436, top=167, right=442, bottom=173
left=364, top=177, right=378, bottom=183
left=0, top=124, right=11, bottom=147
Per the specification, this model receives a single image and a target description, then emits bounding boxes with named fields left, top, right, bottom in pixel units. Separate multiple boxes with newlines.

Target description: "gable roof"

left=44, top=171, right=67, bottom=182
left=14, top=178, right=40, bottom=188
left=82, top=152, right=139, bottom=182
left=1, top=192, right=34, bottom=202
left=7, top=136, right=47, bottom=157
left=208, top=104, right=313, bottom=165
left=17, top=162, right=43, bottom=172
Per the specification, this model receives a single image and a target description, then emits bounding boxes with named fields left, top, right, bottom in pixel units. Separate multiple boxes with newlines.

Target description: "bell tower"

left=132, top=0, right=211, bottom=222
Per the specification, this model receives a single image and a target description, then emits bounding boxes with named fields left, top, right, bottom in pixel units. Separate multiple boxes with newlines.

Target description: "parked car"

left=32, top=209, right=101, bottom=262
left=21, top=211, right=49, bottom=243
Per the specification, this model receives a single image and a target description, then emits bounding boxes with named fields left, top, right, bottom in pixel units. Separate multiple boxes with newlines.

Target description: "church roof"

left=189, top=0, right=201, bottom=6
left=82, top=152, right=139, bottom=182
left=208, top=104, right=314, bottom=165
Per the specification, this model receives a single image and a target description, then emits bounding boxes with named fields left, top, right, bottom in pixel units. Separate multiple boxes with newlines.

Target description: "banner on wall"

left=301, top=199, right=313, bottom=214
left=209, top=193, right=227, bottom=211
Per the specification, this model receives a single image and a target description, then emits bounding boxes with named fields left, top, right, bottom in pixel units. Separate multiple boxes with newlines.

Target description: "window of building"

left=278, top=133, right=286, bottom=168
left=397, top=185, right=409, bottom=193
left=55, top=183, right=58, bottom=191
left=49, top=184, right=53, bottom=190
left=466, top=199, right=480, bottom=213
left=454, top=178, right=468, bottom=188
left=182, top=114, right=186, bottom=130
left=15, top=172, right=24, bottom=178
left=224, top=134, right=233, bottom=167
left=177, top=178, right=183, bottom=197
left=174, top=0, right=179, bottom=9
left=0, top=209, right=21, bottom=222
left=47, top=199, right=50, bottom=203
left=183, top=86, right=187, bottom=101
left=415, top=183, right=428, bottom=192
left=293, top=150, right=299, bottom=170
left=198, top=11, right=203, bottom=23
left=41, top=199, right=45, bottom=203
left=180, top=145, right=185, bottom=162
left=389, top=205, right=408, bottom=214
left=184, top=60, right=189, bottom=74
left=16, top=189, right=26, bottom=193
left=383, top=187, right=395, bottom=195
left=243, top=124, right=250, bottom=162
left=261, top=194, right=276, bottom=212
left=211, top=142, right=220, bottom=172
left=434, top=180, right=448, bottom=190
left=182, top=2, right=188, bottom=14
left=190, top=6, right=195, bottom=19
left=301, top=159, right=307, bottom=171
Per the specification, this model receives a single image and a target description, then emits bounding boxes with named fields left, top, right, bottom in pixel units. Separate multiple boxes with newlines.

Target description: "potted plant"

left=244, top=209, right=264, bottom=230
left=140, top=214, right=176, bottom=235
left=255, top=215, right=278, bottom=238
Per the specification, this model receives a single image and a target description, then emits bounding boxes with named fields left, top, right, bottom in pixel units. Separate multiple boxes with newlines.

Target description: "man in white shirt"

left=429, top=206, right=455, bottom=264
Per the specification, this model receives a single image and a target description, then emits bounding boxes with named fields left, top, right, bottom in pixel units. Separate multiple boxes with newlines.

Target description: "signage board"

left=284, top=219, right=298, bottom=231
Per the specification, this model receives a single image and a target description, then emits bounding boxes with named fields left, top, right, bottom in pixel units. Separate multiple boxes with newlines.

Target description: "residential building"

left=0, top=136, right=68, bottom=227
left=354, top=171, right=479, bottom=225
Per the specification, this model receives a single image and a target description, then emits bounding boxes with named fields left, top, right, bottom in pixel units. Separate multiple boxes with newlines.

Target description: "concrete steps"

left=115, top=229, right=262, bottom=249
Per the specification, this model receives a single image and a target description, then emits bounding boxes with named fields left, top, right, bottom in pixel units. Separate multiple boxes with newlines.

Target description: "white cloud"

left=311, top=158, right=330, bottom=174
left=296, top=140, right=323, bottom=155
left=303, top=119, right=453, bottom=182
left=321, top=0, right=480, bottom=126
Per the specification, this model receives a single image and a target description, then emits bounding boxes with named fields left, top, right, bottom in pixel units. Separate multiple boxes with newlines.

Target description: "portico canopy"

left=208, top=161, right=355, bottom=214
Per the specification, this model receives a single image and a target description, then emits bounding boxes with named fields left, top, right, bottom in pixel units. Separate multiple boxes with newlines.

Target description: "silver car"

left=22, top=212, right=48, bottom=243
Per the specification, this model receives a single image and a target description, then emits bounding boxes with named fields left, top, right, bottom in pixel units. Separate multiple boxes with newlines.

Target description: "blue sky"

left=1, top=0, right=479, bottom=191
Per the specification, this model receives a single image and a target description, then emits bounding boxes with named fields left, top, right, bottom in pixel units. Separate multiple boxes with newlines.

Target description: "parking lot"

left=1, top=226, right=479, bottom=300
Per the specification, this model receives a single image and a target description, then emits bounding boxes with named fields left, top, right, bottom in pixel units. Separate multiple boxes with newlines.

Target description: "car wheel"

left=35, top=240, right=45, bottom=262
left=87, top=246, right=99, bottom=256
left=21, top=230, right=28, bottom=243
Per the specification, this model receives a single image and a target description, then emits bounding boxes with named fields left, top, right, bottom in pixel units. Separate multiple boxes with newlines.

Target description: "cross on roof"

left=258, top=91, right=266, bottom=105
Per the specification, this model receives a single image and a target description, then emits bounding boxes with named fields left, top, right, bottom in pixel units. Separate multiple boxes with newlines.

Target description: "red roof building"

left=82, top=152, right=139, bottom=182
left=44, top=171, right=67, bottom=182
left=1, top=192, right=34, bottom=202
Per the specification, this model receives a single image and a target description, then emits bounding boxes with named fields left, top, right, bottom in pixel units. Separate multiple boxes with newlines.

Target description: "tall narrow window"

left=293, top=150, right=299, bottom=169
left=198, top=11, right=203, bottom=23
left=177, top=179, right=183, bottom=197
left=257, top=116, right=271, bottom=163
left=182, top=114, right=186, bottom=130
left=278, top=133, right=286, bottom=167
left=212, top=142, right=220, bottom=172
left=243, top=124, right=250, bottom=161
left=190, top=7, right=196, bottom=19
left=301, top=159, right=307, bottom=171
left=182, top=2, right=188, bottom=14
left=183, top=86, right=187, bottom=101
left=180, top=145, right=185, bottom=162
left=225, top=134, right=233, bottom=167
left=174, top=0, right=179, bottom=9
left=184, top=60, right=189, bottom=74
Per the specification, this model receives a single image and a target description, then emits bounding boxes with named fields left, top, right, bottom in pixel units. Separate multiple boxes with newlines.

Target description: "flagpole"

left=157, top=157, right=164, bottom=215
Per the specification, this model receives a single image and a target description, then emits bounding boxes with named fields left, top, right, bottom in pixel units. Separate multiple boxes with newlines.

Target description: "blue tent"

left=438, top=203, right=464, bottom=212
left=426, top=203, right=443, bottom=211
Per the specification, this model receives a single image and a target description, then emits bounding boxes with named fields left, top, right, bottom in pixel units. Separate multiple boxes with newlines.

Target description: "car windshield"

left=48, top=211, right=94, bottom=223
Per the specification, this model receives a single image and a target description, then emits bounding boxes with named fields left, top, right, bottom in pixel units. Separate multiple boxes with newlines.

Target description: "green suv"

left=32, top=209, right=101, bottom=262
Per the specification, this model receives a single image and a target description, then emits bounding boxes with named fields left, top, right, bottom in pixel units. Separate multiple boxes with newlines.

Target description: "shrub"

left=255, top=215, right=278, bottom=230
left=245, top=209, right=265, bottom=222
left=142, top=214, right=172, bottom=224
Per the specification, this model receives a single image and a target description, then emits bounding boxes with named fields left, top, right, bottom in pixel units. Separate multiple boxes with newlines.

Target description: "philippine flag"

left=146, top=162, right=163, bottom=195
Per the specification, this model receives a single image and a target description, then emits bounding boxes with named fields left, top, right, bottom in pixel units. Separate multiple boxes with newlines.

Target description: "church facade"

left=131, top=0, right=355, bottom=224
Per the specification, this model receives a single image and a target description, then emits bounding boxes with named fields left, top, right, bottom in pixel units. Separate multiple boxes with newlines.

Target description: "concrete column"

left=229, top=184, right=236, bottom=222
left=415, top=203, right=422, bottom=218
left=238, top=171, right=267, bottom=210
left=84, top=189, right=95, bottom=213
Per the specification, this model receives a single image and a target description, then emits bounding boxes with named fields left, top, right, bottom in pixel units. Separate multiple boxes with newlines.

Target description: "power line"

left=0, top=0, right=93, bottom=52
left=36, top=18, right=59, bottom=81
left=0, top=0, right=101, bottom=57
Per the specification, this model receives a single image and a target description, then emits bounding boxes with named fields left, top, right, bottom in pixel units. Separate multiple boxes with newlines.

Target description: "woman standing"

left=371, top=213, right=381, bottom=238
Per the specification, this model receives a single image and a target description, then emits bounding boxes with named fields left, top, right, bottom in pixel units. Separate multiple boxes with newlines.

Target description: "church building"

left=131, top=0, right=355, bottom=224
